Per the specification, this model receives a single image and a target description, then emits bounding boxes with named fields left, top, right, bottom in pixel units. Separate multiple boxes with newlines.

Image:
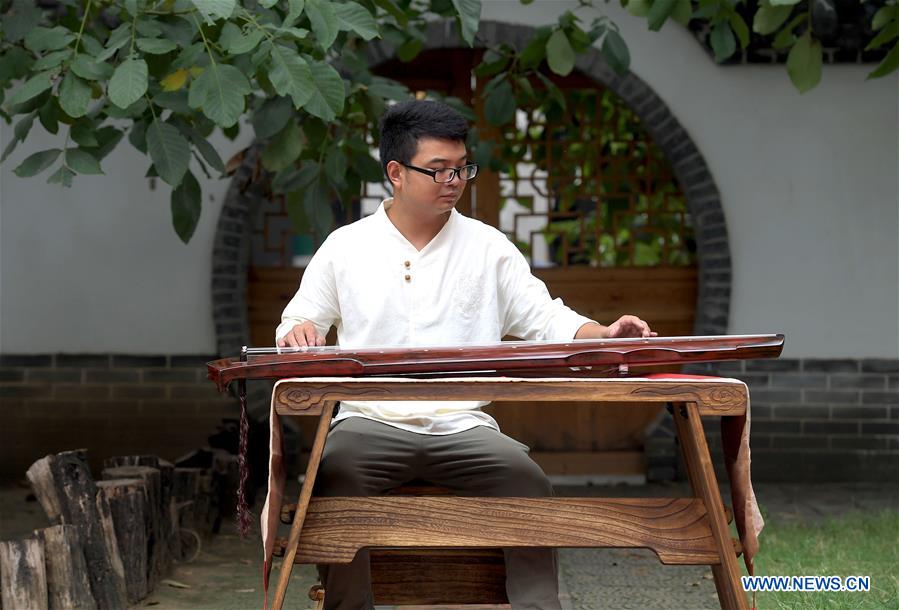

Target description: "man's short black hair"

left=378, top=99, right=468, bottom=176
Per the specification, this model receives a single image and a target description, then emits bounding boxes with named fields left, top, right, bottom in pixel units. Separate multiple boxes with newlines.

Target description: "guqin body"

left=207, top=334, right=785, bottom=392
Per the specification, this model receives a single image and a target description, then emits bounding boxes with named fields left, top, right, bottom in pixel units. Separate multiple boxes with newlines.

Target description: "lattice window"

left=497, top=88, right=696, bottom=268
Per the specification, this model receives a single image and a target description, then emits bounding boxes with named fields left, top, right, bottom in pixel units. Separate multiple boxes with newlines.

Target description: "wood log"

left=102, top=455, right=160, bottom=469
left=100, top=466, right=163, bottom=592
left=25, top=451, right=127, bottom=610
left=211, top=451, right=239, bottom=534
left=35, top=525, right=97, bottom=610
left=0, top=537, right=48, bottom=610
left=156, top=460, right=178, bottom=568
left=195, top=472, right=215, bottom=538
left=103, top=456, right=177, bottom=574
left=96, top=480, right=148, bottom=604
left=94, top=489, right=128, bottom=607
left=172, top=467, right=202, bottom=532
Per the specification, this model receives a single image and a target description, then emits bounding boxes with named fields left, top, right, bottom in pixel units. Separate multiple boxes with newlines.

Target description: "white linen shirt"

left=276, top=199, right=595, bottom=435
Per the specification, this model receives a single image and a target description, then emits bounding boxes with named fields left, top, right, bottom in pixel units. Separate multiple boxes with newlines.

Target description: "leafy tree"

left=0, top=0, right=895, bottom=242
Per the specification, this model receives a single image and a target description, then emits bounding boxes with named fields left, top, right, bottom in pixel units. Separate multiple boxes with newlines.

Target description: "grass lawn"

left=745, top=509, right=898, bottom=609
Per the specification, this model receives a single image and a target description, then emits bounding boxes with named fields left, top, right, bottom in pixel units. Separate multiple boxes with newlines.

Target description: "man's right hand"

left=277, top=322, right=325, bottom=348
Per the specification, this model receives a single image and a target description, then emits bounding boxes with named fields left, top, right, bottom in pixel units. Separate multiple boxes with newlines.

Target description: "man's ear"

left=386, top=160, right=403, bottom=189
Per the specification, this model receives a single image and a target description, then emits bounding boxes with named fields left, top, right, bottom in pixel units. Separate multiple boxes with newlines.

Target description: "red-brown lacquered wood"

left=207, top=334, right=784, bottom=392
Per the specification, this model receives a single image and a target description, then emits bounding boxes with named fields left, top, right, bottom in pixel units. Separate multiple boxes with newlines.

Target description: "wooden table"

left=266, top=376, right=753, bottom=610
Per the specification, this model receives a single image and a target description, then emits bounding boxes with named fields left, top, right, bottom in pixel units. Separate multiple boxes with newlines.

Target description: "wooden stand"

left=267, top=377, right=752, bottom=610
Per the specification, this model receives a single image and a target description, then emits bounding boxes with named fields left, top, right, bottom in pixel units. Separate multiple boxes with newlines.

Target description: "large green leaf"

left=333, top=2, right=379, bottom=40
left=6, top=71, right=56, bottom=107
left=709, top=21, right=736, bottom=62
left=787, top=32, right=822, bottom=92
left=285, top=0, right=306, bottom=27
left=71, top=122, right=98, bottom=147
left=108, top=58, right=149, bottom=109
left=65, top=148, right=104, bottom=175
left=147, top=121, right=191, bottom=187
left=188, top=63, right=251, bottom=127
left=0, top=47, right=34, bottom=85
left=769, top=0, right=802, bottom=6
left=191, top=0, right=236, bottom=24
left=1, top=112, right=35, bottom=162
left=451, top=0, right=481, bottom=46
left=866, top=21, right=899, bottom=51
left=647, top=0, right=677, bottom=31
left=306, top=0, right=340, bottom=49
left=546, top=29, right=575, bottom=76
left=38, top=96, right=59, bottom=134
left=753, top=4, right=793, bottom=35
left=867, top=41, right=899, bottom=79
left=302, top=174, right=335, bottom=240
left=71, top=55, right=114, bottom=81
left=219, top=23, right=265, bottom=55
left=484, top=77, right=515, bottom=126
left=32, top=50, right=72, bottom=72
left=92, top=127, right=124, bottom=160
left=252, top=96, right=294, bottom=139
left=97, top=24, right=131, bottom=62
left=520, top=29, right=550, bottom=70
left=176, top=121, right=225, bottom=173
left=729, top=13, right=750, bottom=48
left=367, top=76, right=409, bottom=100
left=671, top=0, right=692, bottom=26
left=58, top=72, right=91, bottom=118
left=396, top=37, right=423, bottom=62
left=303, top=60, right=345, bottom=121
left=136, top=18, right=164, bottom=38
left=171, top=170, right=202, bottom=243
left=601, top=28, right=630, bottom=75
left=47, top=166, right=74, bottom=187
left=3, top=0, right=43, bottom=43
left=136, top=38, right=179, bottom=54
left=261, top=120, right=303, bottom=172
left=627, top=0, right=650, bottom=16
left=268, top=45, right=314, bottom=108
left=324, top=143, right=347, bottom=187
left=536, top=72, right=566, bottom=110
left=13, top=149, right=61, bottom=177
left=25, top=27, right=76, bottom=53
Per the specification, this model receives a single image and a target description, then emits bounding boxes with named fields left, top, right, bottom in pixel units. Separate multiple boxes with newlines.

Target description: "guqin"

left=207, top=334, right=785, bottom=391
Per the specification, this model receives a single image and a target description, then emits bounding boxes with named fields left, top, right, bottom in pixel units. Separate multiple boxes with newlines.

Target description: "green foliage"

left=0, top=0, right=895, bottom=245
left=787, top=32, right=822, bottom=93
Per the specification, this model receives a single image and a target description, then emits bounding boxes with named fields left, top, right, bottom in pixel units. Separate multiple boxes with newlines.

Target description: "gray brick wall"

left=0, top=354, right=236, bottom=478
left=5, top=355, right=895, bottom=483
left=662, top=358, right=899, bottom=483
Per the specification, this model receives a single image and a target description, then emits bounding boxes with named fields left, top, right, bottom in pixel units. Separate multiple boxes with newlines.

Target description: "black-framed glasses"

left=400, top=163, right=479, bottom=183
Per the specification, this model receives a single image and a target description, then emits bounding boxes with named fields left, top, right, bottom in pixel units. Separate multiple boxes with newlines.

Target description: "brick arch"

left=210, top=21, right=732, bottom=451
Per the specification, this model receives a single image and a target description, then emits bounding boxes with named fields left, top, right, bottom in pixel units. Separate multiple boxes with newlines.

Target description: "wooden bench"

left=266, top=377, right=752, bottom=610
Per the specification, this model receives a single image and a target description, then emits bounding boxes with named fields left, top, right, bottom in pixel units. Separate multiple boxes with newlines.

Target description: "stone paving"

left=2, top=481, right=896, bottom=609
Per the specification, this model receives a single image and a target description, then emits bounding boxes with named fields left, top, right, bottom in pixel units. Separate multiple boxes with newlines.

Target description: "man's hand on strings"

left=604, top=315, right=657, bottom=339
left=277, top=322, right=326, bottom=348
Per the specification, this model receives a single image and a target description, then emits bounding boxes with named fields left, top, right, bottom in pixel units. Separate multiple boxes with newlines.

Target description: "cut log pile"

left=1, top=448, right=240, bottom=609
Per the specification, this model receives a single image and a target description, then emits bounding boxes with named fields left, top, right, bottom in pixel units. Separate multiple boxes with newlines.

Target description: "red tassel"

left=236, top=379, right=252, bottom=537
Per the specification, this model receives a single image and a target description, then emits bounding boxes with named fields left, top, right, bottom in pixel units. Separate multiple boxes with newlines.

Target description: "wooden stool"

left=266, top=377, right=752, bottom=610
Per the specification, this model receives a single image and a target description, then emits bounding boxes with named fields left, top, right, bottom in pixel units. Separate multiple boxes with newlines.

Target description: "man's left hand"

left=605, top=315, right=657, bottom=338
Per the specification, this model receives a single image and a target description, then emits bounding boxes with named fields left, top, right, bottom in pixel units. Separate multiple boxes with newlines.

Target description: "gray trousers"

left=312, top=416, right=562, bottom=610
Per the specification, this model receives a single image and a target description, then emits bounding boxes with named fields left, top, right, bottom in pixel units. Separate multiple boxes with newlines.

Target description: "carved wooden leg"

left=672, top=402, right=749, bottom=610
left=271, top=402, right=335, bottom=610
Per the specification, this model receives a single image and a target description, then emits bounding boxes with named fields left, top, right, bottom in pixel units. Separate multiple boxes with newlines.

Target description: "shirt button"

left=404, top=274, right=411, bottom=281
left=404, top=260, right=411, bottom=268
